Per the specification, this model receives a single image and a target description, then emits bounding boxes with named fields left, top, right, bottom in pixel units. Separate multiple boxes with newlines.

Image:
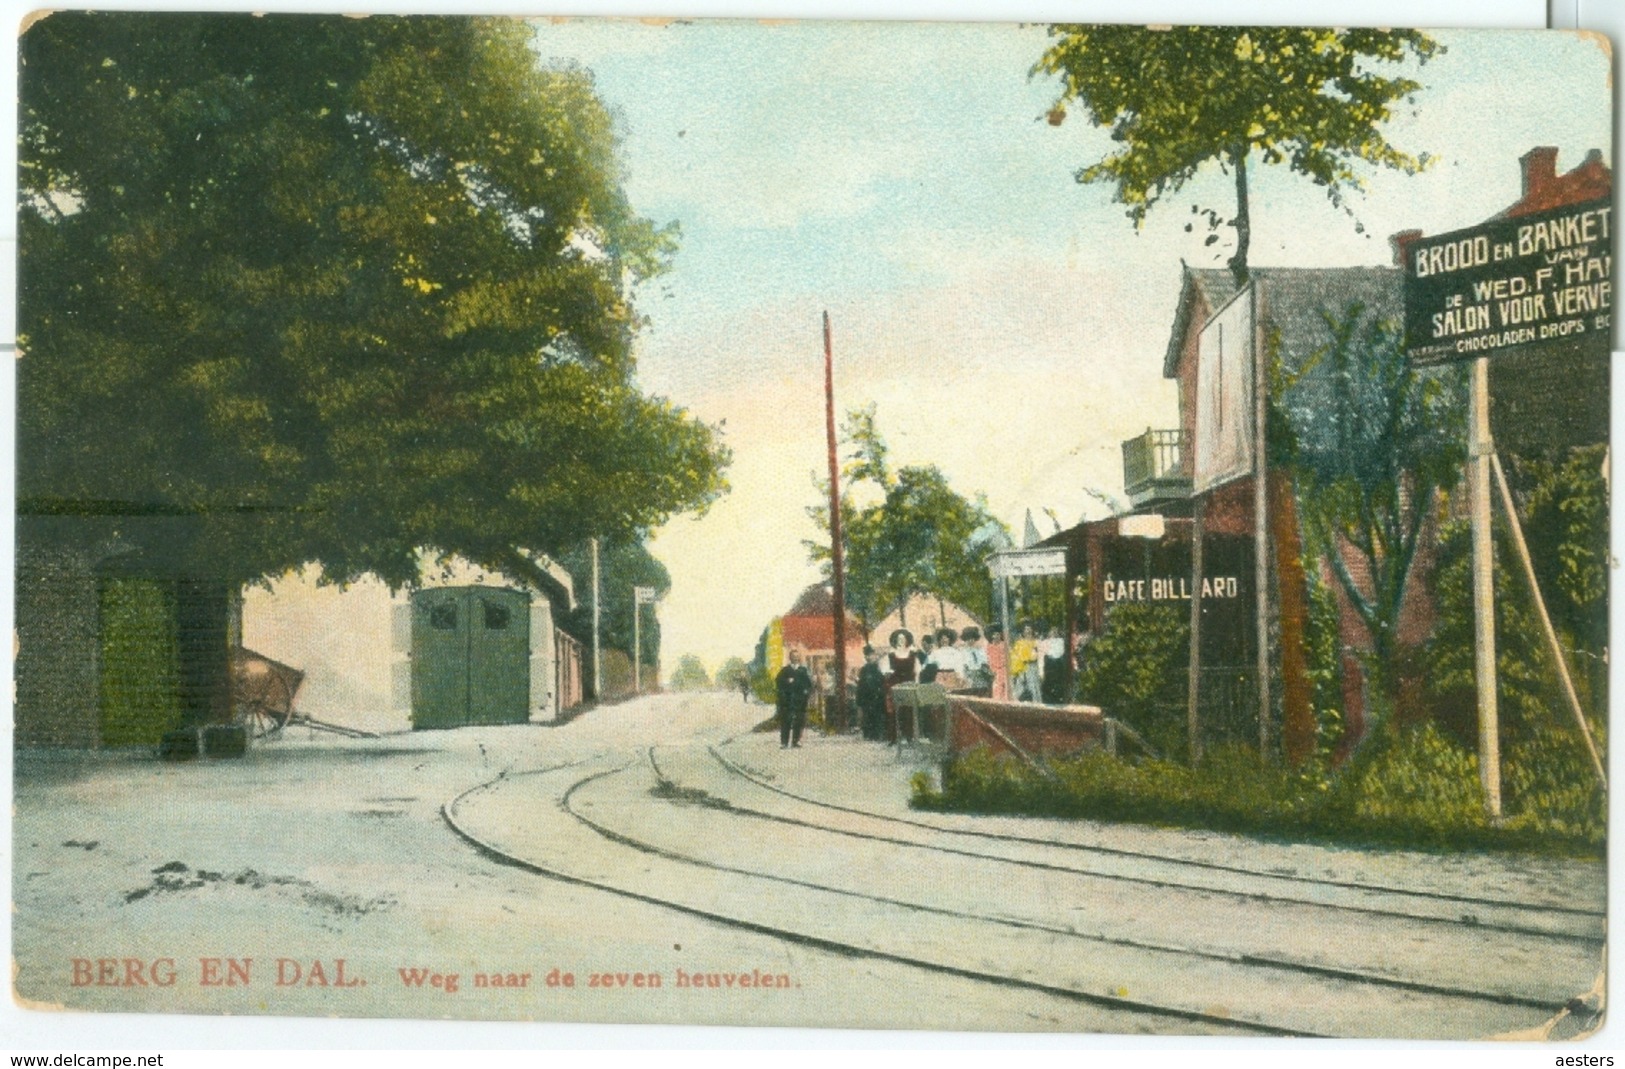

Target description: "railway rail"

left=442, top=738, right=1601, bottom=1040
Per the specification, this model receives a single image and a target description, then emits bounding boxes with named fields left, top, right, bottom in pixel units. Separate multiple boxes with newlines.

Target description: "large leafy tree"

left=668, top=655, right=711, bottom=692
left=1276, top=304, right=1465, bottom=713
left=807, top=406, right=1005, bottom=628
left=1036, top=26, right=1438, bottom=280
left=715, top=656, right=751, bottom=690
left=557, top=537, right=671, bottom=681
left=19, top=13, right=726, bottom=593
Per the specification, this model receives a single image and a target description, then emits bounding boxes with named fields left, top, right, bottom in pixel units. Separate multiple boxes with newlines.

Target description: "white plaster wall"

left=241, top=571, right=406, bottom=734
left=528, top=597, right=555, bottom=723
left=242, top=552, right=564, bottom=734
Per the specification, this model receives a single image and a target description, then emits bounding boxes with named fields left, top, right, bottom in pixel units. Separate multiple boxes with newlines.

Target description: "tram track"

left=637, top=748, right=1594, bottom=1006
left=442, top=759, right=1301, bottom=1037
left=442, top=746, right=1596, bottom=1039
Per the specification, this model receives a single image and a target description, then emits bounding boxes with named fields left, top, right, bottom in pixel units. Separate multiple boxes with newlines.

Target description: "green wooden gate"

left=97, top=575, right=183, bottom=746
left=410, top=586, right=530, bottom=729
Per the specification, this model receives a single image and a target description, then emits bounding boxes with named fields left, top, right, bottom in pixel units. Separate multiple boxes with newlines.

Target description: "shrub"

left=915, top=720, right=1601, bottom=855
left=1074, top=603, right=1190, bottom=755
left=1325, top=721, right=1487, bottom=845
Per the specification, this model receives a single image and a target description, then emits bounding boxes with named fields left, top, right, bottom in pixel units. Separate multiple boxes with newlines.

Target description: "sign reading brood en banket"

left=1404, top=197, right=1612, bottom=365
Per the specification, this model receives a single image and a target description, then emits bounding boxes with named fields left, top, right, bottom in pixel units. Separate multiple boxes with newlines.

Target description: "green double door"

left=411, top=586, right=531, bottom=729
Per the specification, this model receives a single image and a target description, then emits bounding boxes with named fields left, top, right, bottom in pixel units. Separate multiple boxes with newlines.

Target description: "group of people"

left=774, top=620, right=1087, bottom=749
left=852, top=625, right=992, bottom=742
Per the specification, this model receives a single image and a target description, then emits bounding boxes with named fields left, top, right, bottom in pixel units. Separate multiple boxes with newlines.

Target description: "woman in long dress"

left=883, top=628, right=917, bottom=741
left=984, top=625, right=1010, bottom=702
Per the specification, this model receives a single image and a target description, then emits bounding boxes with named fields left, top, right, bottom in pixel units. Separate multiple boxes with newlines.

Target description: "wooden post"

left=1470, top=357, right=1501, bottom=819
left=823, top=311, right=848, bottom=732
left=1187, top=498, right=1205, bottom=765
left=1252, top=281, right=1272, bottom=758
left=996, top=568, right=1013, bottom=701
left=1063, top=541, right=1077, bottom=702
left=591, top=537, right=602, bottom=700
left=1271, top=470, right=1316, bottom=765
left=1087, top=526, right=1105, bottom=634
left=632, top=590, right=641, bottom=697
left=1491, top=453, right=1606, bottom=790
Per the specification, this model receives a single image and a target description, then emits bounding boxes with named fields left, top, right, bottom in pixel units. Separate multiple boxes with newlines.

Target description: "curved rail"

left=706, top=737, right=1605, bottom=934
left=442, top=761, right=1313, bottom=1038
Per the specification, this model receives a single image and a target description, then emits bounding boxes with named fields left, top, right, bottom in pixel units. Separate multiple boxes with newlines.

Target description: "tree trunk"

left=1229, top=147, right=1251, bottom=284
left=1270, top=470, right=1316, bottom=765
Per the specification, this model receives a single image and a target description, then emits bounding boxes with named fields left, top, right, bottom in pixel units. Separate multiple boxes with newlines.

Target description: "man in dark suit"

left=855, top=645, right=887, bottom=741
left=775, top=647, right=814, bottom=749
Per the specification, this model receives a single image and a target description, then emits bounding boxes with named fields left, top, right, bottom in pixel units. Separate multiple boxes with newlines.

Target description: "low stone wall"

left=946, top=696, right=1105, bottom=760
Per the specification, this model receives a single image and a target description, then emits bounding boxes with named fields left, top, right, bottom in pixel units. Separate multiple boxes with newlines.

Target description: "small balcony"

left=1122, top=428, right=1192, bottom=508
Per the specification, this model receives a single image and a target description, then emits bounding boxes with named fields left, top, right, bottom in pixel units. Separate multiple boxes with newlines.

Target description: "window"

left=429, top=603, right=458, bottom=631
left=483, top=600, right=511, bottom=630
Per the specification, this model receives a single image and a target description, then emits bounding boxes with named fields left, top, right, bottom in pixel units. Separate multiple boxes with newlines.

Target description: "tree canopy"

left=807, top=406, right=1006, bottom=626
left=1036, top=26, right=1438, bottom=279
left=715, top=656, right=751, bottom=689
left=668, top=654, right=711, bottom=692
left=1276, top=303, right=1465, bottom=707
left=19, top=13, right=727, bottom=590
left=558, top=536, right=670, bottom=673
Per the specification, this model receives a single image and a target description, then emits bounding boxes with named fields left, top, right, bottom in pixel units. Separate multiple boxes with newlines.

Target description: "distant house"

left=867, top=592, right=983, bottom=646
left=774, top=582, right=865, bottom=687
left=242, top=550, right=582, bottom=735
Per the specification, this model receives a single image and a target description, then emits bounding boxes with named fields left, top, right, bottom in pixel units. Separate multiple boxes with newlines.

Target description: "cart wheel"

left=233, top=659, right=294, bottom=739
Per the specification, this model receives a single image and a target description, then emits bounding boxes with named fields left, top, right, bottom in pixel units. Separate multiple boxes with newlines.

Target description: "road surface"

left=12, top=692, right=1606, bottom=1039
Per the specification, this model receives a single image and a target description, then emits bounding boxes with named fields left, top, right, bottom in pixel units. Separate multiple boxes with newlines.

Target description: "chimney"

left=1390, top=229, right=1423, bottom=268
left=1520, top=146, right=1559, bottom=202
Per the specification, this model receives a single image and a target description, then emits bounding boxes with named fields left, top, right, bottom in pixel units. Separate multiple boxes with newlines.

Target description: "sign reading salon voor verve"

left=1404, top=197, right=1612, bottom=366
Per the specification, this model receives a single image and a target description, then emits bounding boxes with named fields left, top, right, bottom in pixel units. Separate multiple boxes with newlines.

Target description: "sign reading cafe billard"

left=1103, top=574, right=1241, bottom=604
left=1404, top=197, right=1612, bottom=365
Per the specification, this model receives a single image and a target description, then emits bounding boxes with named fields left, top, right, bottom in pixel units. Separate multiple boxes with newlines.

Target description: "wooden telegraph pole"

left=824, top=311, right=849, bottom=732
left=591, top=537, right=602, bottom=700
left=1252, top=282, right=1272, bottom=758
left=1470, top=357, right=1502, bottom=819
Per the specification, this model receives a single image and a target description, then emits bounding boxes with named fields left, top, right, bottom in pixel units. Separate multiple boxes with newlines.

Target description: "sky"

left=517, top=21, right=1616, bottom=677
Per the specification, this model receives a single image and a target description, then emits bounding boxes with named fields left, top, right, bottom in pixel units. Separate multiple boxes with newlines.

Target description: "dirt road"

left=10, top=692, right=1605, bottom=1040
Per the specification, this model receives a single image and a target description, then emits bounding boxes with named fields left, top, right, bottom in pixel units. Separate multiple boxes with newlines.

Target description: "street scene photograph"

left=8, top=7, right=1615, bottom=1047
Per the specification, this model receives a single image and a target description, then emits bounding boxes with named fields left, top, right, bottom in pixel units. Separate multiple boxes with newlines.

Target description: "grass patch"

left=913, top=722, right=1603, bottom=856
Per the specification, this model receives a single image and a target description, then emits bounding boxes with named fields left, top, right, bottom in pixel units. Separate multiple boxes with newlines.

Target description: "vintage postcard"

left=8, top=8, right=1614, bottom=1046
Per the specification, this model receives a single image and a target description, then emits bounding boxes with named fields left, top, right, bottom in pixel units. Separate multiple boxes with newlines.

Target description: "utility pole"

left=591, top=537, right=602, bottom=700
left=824, top=310, right=848, bottom=732
left=1470, top=357, right=1501, bottom=818
left=1187, top=499, right=1204, bottom=765
left=1252, top=281, right=1272, bottom=758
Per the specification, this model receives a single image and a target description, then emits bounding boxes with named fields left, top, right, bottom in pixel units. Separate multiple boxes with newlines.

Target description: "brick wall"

left=946, top=696, right=1105, bottom=760
left=15, top=529, right=103, bottom=748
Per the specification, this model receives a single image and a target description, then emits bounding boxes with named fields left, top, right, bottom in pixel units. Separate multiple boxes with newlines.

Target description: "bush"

left=1074, top=603, right=1190, bottom=755
left=1325, top=722, right=1487, bottom=845
left=749, top=665, right=777, bottom=704
left=915, top=720, right=1602, bottom=855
